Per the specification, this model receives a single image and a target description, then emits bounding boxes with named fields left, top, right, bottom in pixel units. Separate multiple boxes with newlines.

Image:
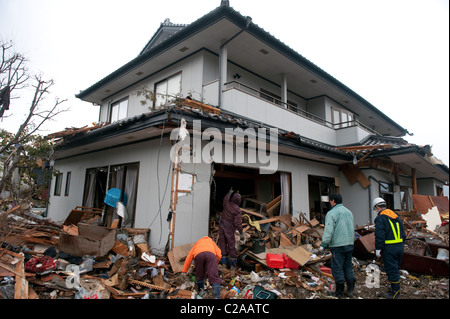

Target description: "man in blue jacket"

left=373, top=197, right=406, bottom=299
left=320, top=193, right=356, bottom=298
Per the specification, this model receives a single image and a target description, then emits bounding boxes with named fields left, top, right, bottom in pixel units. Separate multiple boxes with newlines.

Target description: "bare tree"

left=0, top=40, right=68, bottom=194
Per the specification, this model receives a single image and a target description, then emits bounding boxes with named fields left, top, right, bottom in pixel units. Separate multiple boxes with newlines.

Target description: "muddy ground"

left=209, top=259, right=449, bottom=300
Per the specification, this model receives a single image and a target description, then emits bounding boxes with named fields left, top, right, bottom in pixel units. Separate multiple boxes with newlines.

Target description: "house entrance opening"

left=308, top=175, right=337, bottom=224
left=210, top=164, right=291, bottom=234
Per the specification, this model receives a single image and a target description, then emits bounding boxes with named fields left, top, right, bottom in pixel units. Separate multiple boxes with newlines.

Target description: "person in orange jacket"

left=182, top=236, right=222, bottom=298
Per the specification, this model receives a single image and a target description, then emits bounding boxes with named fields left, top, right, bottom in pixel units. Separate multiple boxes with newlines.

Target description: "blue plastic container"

left=104, top=188, right=127, bottom=207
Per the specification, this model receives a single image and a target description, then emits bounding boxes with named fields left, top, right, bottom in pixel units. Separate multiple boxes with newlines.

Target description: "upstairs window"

left=332, top=107, right=354, bottom=128
left=110, top=98, right=128, bottom=122
left=154, top=73, right=182, bottom=108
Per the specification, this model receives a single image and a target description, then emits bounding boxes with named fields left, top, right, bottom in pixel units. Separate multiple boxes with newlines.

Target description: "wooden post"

left=412, top=168, right=417, bottom=195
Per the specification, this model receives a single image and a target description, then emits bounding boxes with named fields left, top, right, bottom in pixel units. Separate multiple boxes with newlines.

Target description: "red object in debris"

left=266, top=253, right=285, bottom=268
left=320, top=266, right=332, bottom=274
left=282, top=253, right=300, bottom=269
left=25, top=256, right=57, bottom=274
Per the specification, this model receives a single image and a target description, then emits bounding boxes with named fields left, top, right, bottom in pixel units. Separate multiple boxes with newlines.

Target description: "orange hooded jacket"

left=182, top=236, right=222, bottom=273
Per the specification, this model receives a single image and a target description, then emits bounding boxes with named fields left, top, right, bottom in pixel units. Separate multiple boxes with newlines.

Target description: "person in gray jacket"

left=319, top=193, right=356, bottom=298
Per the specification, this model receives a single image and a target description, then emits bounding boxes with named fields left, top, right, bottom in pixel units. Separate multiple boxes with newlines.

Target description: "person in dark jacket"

left=373, top=197, right=406, bottom=299
left=218, top=189, right=244, bottom=268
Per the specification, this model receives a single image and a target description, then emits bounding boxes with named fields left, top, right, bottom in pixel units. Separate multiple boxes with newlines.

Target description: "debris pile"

left=1, top=197, right=448, bottom=299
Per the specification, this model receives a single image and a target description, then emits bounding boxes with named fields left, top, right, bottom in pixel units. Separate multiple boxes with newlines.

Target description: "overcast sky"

left=1, top=0, right=448, bottom=166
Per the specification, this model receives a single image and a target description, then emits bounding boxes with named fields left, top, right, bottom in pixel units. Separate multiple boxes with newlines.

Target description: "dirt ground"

left=278, top=265, right=448, bottom=300
left=209, top=259, right=449, bottom=300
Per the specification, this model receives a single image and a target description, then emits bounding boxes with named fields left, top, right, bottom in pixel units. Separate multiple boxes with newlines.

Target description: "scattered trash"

left=0, top=199, right=448, bottom=299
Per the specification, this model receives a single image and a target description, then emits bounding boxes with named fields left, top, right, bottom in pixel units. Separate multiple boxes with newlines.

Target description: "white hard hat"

left=372, top=197, right=386, bottom=209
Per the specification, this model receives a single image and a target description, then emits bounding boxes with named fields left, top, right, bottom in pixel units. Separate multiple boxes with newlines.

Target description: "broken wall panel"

left=412, top=194, right=449, bottom=215
left=172, top=162, right=212, bottom=247
left=340, top=165, right=370, bottom=188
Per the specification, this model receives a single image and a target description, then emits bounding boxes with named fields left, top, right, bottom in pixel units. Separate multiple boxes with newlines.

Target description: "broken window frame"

left=107, top=162, right=140, bottom=228
left=82, top=166, right=108, bottom=209
left=379, top=180, right=394, bottom=210
left=64, top=171, right=71, bottom=196
left=400, top=186, right=411, bottom=211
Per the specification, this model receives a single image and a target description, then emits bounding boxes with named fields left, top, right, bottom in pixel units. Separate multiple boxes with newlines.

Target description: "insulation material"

left=422, top=206, right=442, bottom=233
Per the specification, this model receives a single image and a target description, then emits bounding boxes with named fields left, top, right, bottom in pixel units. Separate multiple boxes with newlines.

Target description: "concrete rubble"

left=1, top=198, right=448, bottom=299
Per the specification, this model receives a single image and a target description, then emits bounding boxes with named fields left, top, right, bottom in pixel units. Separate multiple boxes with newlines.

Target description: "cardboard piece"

left=287, top=246, right=312, bottom=266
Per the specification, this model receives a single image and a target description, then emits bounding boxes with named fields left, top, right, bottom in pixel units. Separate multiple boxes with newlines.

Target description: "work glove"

left=375, top=250, right=381, bottom=258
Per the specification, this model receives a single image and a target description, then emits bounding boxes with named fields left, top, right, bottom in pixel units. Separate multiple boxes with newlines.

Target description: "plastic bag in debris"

left=250, top=271, right=262, bottom=283
left=116, top=201, right=127, bottom=218
left=75, top=278, right=110, bottom=299
left=137, top=266, right=158, bottom=278
left=141, top=252, right=156, bottom=263
left=0, top=276, right=15, bottom=299
left=436, top=248, right=449, bottom=260
left=0, top=284, right=15, bottom=299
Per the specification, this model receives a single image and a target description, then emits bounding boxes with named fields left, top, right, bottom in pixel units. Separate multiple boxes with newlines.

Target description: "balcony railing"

left=222, top=80, right=378, bottom=135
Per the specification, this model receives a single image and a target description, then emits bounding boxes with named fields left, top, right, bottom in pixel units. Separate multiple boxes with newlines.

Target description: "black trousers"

left=382, top=242, right=404, bottom=282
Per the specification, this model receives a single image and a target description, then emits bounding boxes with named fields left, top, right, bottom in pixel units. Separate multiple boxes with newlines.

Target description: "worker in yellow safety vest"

left=373, top=197, right=406, bottom=299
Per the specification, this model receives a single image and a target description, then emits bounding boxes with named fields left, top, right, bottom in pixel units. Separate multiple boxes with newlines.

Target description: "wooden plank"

left=266, top=201, right=281, bottom=217
left=279, top=233, right=294, bottom=246
left=293, top=224, right=310, bottom=234
left=258, top=217, right=280, bottom=225
left=240, top=207, right=265, bottom=219
left=167, top=242, right=195, bottom=273
left=14, top=255, right=28, bottom=299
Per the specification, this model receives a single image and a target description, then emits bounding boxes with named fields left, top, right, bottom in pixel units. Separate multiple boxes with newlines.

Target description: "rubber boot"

left=384, top=281, right=400, bottom=299
left=196, top=280, right=204, bottom=292
left=212, top=283, right=221, bottom=299
left=334, top=282, right=345, bottom=298
left=220, top=256, right=229, bottom=267
left=345, top=279, right=356, bottom=297
left=196, top=279, right=207, bottom=298
left=229, top=257, right=238, bottom=268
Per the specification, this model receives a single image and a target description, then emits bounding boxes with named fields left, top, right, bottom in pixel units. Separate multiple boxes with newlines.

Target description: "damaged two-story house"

left=46, top=1, right=449, bottom=252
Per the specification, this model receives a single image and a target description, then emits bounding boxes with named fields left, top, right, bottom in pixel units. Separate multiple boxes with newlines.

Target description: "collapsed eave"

left=50, top=103, right=351, bottom=164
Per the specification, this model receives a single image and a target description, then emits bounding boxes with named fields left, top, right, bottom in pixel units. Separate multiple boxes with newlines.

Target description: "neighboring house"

left=46, top=1, right=449, bottom=252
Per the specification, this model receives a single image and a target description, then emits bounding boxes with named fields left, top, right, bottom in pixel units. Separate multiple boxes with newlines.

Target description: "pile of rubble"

left=0, top=198, right=448, bottom=300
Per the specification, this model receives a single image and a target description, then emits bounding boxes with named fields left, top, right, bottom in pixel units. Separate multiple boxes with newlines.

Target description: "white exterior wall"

left=98, top=52, right=205, bottom=122
left=48, top=138, right=212, bottom=251
left=340, top=168, right=414, bottom=225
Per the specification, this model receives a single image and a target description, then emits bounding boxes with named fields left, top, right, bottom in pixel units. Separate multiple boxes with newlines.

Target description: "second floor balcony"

left=202, top=80, right=378, bottom=147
